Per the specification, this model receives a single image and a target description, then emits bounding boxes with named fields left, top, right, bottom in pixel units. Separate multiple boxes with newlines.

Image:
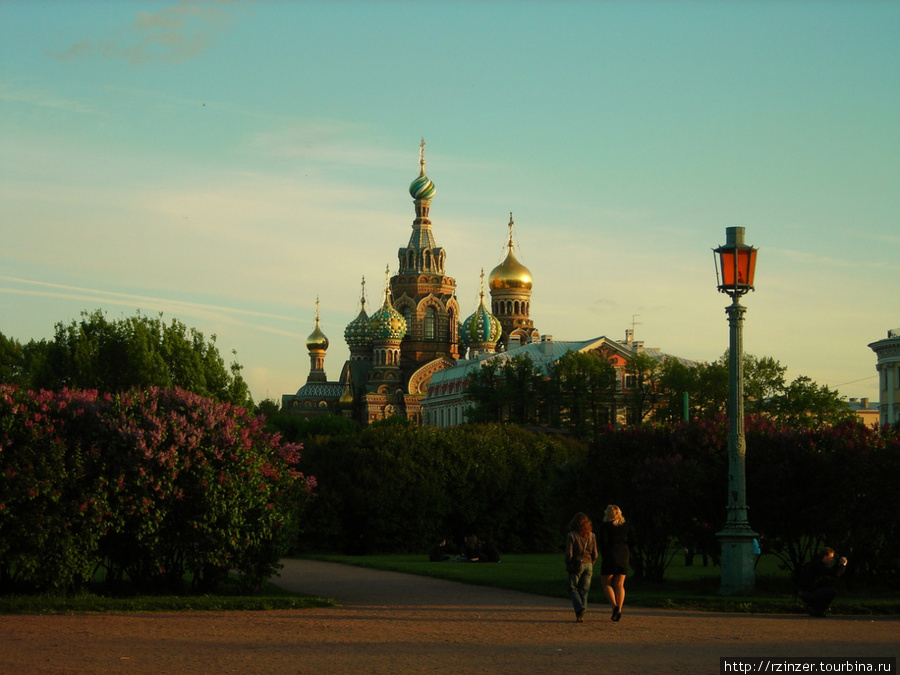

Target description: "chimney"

left=862, top=398, right=869, bottom=408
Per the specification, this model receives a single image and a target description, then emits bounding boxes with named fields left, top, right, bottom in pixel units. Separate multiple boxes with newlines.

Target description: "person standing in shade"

left=600, top=504, right=635, bottom=622
left=564, top=512, right=598, bottom=623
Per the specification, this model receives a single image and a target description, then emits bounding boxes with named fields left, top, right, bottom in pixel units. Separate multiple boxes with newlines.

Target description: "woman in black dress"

left=599, top=504, right=634, bottom=622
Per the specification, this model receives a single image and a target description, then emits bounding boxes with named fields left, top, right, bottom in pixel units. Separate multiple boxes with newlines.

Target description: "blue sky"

left=1, top=0, right=897, bottom=404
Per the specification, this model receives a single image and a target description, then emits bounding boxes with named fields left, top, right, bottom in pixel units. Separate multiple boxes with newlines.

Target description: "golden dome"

left=339, top=382, right=354, bottom=408
left=305, top=297, right=329, bottom=352
left=489, top=246, right=532, bottom=291
left=305, top=321, right=329, bottom=352
left=490, top=214, right=532, bottom=291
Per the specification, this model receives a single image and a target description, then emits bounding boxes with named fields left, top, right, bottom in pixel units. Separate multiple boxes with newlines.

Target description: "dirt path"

left=1, top=559, right=896, bottom=674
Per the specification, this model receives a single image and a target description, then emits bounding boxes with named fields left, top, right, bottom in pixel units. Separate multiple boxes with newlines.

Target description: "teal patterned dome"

left=409, top=168, right=436, bottom=201
left=344, top=307, right=371, bottom=348
left=369, top=298, right=407, bottom=341
left=462, top=298, right=502, bottom=346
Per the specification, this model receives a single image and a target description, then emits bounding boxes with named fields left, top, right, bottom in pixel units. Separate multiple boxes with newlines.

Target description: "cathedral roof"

left=294, top=382, right=344, bottom=399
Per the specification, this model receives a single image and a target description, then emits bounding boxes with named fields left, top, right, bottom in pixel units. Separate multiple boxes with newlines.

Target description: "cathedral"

left=282, top=140, right=539, bottom=425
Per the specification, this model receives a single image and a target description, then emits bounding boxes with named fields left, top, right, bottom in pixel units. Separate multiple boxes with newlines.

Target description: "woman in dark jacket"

left=599, top=504, right=635, bottom=622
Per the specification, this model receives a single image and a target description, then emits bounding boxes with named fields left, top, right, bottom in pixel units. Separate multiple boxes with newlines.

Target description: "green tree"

left=464, top=358, right=506, bottom=423
left=744, top=355, right=787, bottom=416
left=0, top=332, right=26, bottom=386
left=548, top=350, right=616, bottom=441
left=624, top=352, right=660, bottom=425
left=654, top=358, right=696, bottom=424
left=769, top=376, right=855, bottom=429
left=501, top=354, right=543, bottom=425
left=19, top=310, right=252, bottom=408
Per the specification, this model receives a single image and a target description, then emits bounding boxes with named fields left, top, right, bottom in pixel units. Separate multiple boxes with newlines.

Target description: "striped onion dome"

left=409, top=168, right=436, bottom=201
left=409, top=138, right=436, bottom=201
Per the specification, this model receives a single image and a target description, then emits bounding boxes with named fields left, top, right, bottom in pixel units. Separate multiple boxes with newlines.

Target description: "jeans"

left=569, top=562, right=593, bottom=614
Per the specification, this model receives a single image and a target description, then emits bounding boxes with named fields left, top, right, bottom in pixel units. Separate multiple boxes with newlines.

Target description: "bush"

left=0, top=385, right=315, bottom=594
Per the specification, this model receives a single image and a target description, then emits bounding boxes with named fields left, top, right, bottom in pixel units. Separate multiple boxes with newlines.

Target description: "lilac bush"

left=0, top=385, right=315, bottom=594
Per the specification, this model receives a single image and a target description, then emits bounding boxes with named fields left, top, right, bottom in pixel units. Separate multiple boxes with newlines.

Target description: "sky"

left=1, top=0, right=898, bottom=405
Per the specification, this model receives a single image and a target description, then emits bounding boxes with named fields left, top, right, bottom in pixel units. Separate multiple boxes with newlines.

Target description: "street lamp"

left=713, top=226, right=758, bottom=595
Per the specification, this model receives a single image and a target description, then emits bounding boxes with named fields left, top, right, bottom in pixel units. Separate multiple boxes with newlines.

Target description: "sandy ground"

left=0, top=558, right=896, bottom=674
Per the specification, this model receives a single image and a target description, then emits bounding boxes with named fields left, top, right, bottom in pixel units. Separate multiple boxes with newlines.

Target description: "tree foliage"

left=0, top=385, right=314, bottom=594
left=0, top=310, right=252, bottom=408
left=547, top=350, right=617, bottom=442
left=464, top=354, right=545, bottom=425
left=296, top=423, right=587, bottom=556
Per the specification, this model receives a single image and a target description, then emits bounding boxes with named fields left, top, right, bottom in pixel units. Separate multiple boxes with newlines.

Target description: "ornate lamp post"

left=713, top=226, right=758, bottom=595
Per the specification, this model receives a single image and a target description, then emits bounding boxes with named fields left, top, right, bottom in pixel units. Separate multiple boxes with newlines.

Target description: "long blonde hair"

left=604, top=504, right=625, bottom=527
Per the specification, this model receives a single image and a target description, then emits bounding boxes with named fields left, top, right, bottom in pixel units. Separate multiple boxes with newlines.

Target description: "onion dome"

left=409, top=137, right=436, bottom=201
left=368, top=267, right=408, bottom=340
left=339, top=381, right=354, bottom=409
left=489, top=213, right=532, bottom=291
left=344, top=277, right=372, bottom=348
left=462, top=271, right=502, bottom=346
left=305, top=297, right=329, bottom=351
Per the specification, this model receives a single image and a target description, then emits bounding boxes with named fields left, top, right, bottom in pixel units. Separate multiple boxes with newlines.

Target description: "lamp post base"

left=717, top=527, right=757, bottom=595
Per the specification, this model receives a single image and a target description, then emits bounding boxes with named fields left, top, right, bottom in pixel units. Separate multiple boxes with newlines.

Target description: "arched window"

left=425, top=307, right=436, bottom=340
left=424, top=250, right=432, bottom=270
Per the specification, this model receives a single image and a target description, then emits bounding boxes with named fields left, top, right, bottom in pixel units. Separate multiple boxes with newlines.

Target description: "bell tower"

left=391, top=139, right=460, bottom=371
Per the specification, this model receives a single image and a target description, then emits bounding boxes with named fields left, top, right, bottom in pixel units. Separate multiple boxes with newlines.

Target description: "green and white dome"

left=409, top=168, right=436, bottom=201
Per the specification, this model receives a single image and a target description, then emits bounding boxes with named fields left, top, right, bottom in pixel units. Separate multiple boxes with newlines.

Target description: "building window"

left=425, top=307, right=436, bottom=340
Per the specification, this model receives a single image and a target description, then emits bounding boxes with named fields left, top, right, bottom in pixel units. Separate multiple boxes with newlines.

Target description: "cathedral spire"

left=382, top=264, right=391, bottom=304
left=418, top=137, right=426, bottom=176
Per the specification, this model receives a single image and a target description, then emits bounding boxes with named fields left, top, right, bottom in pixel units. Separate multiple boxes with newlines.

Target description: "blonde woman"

left=564, top=512, right=598, bottom=623
left=599, top=504, right=635, bottom=622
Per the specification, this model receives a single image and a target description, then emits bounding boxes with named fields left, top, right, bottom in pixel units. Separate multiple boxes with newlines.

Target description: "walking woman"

left=565, top=512, right=598, bottom=623
left=600, top=504, right=635, bottom=622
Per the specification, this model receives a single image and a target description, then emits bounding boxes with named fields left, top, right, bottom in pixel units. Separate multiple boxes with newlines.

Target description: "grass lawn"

left=303, top=552, right=900, bottom=616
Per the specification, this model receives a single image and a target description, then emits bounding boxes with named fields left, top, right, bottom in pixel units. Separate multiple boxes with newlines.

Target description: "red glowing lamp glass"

left=714, top=227, right=757, bottom=296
